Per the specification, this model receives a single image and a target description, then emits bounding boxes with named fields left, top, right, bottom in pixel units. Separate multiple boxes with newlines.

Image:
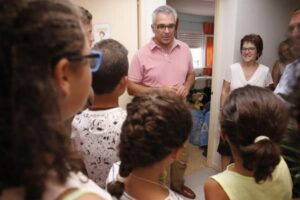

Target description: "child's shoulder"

left=204, top=178, right=229, bottom=200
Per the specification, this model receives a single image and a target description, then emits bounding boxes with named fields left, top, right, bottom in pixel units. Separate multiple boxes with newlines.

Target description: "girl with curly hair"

left=106, top=91, right=193, bottom=200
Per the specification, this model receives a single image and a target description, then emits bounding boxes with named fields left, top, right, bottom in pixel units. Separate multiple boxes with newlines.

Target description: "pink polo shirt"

left=129, top=39, right=194, bottom=88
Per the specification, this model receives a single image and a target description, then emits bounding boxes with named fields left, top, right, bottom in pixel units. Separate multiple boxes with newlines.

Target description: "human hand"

left=160, top=85, right=178, bottom=93
left=175, top=85, right=190, bottom=97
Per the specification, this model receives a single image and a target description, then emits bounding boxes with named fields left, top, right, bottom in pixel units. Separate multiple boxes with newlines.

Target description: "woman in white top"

left=106, top=91, right=193, bottom=200
left=219, top=34, right=273, bottom=170
left=221, top=34, right=273, bottom=106
left=0, top=0, right=111, bottom=199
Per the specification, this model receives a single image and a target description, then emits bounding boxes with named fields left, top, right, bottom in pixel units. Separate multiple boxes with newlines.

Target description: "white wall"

left=234, top=0, right=300, bottom=67
left=139, top=0, right=166, bottom=47
left=71, top=0, right=138, bottom=108
left=208, top=0, right=300, bottom=170
left=207, top=0, right=238, bottom=170
left=167, top=0, right=215, bottom=16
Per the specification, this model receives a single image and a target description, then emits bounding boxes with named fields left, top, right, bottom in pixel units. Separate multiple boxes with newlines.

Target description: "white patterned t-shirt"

left=72, top=107, right=127, bottom=188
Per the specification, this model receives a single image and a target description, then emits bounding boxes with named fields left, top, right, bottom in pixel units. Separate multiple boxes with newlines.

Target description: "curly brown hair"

left=107, top=91, right=193, bottom=198
left=0, top=0, right=86, bottom=199
left=220, top=85, right=289, bottom=183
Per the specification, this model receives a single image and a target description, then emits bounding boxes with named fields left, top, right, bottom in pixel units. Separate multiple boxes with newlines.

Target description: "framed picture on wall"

left=93, top=23, right=111, bottom=43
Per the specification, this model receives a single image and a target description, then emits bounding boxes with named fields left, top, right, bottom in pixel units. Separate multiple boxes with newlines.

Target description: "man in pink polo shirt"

left=128, top=5, right=196, bottom=199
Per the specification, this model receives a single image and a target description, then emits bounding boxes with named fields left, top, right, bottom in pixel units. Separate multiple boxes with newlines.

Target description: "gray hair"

left=152, top=5, right=177, bottom=24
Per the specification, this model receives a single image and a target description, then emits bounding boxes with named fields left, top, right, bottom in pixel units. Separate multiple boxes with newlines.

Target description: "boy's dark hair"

left=107, top=91, right=192, bottom=198
left=92, top=39, right=128, bottom=95
left=240, top=34, right=263, bottom=59
left=79, top=6, right=92, bottom=25
left=0, top=0, right=84, bottom=199
left=221, top=85, right=288, bottom=183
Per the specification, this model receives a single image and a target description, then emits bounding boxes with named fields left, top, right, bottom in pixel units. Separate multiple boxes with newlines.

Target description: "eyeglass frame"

left=68, top=50, right=102, bottom=72
left=241, top=47, right=256, bottom=52
left=155, top=23, right=176, bottom=31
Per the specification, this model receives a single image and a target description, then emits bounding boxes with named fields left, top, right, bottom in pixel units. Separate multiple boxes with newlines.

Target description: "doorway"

left=167, top=0, right=216, bottom=175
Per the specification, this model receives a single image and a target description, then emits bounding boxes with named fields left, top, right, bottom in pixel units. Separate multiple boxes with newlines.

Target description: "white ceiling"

left=167, top=0, right=215, bottom=16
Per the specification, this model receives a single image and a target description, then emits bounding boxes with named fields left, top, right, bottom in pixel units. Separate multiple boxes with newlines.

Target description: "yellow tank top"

left=211, top=158, right=292, bottom=200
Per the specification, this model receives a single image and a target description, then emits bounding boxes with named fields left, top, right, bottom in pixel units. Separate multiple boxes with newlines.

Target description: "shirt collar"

left=149, top=38, right=180, bottom=52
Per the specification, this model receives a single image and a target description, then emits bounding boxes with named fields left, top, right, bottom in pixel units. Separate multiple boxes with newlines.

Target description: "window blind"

left=177, top=30, right=204, bottom=48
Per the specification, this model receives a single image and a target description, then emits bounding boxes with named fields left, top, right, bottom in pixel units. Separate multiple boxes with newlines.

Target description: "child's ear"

left=119, top=76, right=128, bottom=89
left=54, top=58, right=71, bottom=97
left=122, top=75, right=128, bottom=85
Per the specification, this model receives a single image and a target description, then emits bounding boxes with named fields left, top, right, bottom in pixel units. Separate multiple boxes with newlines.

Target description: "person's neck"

left=89, top=94, right=119, bottom=110
left=242, top=60, right=258, bottom=68
left=153, top=38, right=174, bottom=53
left=231, top=147, right=254, bottom=177
left=131, top=165, right=164, bottom=184
left=125, top=164, right=168, bottom=198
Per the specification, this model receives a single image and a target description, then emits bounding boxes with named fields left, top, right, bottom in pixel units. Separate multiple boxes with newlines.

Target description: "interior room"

left=3, top=0, right=300, bottom=199
left=71, top=0, right=300, bottom=199
left=166, top=1, right=216, bottom=197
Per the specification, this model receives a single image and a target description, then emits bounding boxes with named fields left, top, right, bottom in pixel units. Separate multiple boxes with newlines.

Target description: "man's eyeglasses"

left=156, top=23, right=176, bottom=31
left=69, top=50, right=102, bottom=72
left=242, top=47, right=256, bottom=52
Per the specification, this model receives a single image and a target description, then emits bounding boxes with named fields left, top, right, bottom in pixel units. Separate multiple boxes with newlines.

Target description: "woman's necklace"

left=130, top=174, right=168, bottom=189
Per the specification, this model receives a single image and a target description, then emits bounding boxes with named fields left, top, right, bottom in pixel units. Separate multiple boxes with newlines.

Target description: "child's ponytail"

left=107, top=161, right=133, bottom=199
left=220, top=85, right=289, bottom=183
left=240, top=136, right=281, bottom=183
left=106, top=177, right=125, bottom=199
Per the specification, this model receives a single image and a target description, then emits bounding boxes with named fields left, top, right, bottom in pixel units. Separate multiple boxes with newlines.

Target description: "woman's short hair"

left=240, top=34, right=263, bottom=59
